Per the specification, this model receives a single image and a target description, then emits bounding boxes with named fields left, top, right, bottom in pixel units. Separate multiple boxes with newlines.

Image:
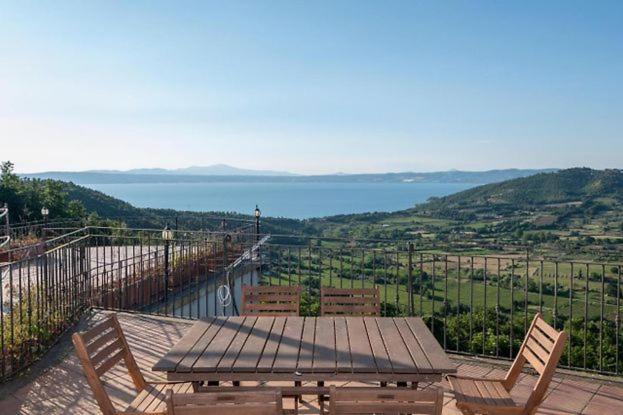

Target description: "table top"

left=153, top=316, right=456, bottom=382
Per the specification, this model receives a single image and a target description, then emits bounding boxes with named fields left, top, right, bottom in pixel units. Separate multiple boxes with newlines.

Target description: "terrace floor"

left=0, top=310, right=622, bottom=414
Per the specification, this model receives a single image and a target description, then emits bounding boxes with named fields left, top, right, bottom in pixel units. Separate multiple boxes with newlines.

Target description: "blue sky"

left=1, top=1, right=622, bottom=174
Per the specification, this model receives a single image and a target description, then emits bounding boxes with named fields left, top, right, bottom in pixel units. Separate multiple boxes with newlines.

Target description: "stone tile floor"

left=0, top=310, right=621, bottom=414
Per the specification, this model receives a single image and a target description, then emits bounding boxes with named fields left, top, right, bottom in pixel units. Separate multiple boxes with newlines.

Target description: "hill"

left=60, top=181, right=308, bottom=234
left=422, top=168, right=623, bottom=210
left=309, top=168, right=623, bottom=260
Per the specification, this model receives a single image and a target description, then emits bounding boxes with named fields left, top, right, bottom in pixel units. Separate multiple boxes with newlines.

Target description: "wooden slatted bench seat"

left=329, top=386, right=443, bottom=415
left=165, top=390, right=283, bottom=415
left=447, top=377, right=521, bottom=414
left=126, top=383, right=193, bottom=414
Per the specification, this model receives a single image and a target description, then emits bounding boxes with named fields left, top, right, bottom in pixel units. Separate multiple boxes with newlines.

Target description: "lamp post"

left=162, top=224, right=174, bottom=304
left=254, top=205, right=261, bottom=242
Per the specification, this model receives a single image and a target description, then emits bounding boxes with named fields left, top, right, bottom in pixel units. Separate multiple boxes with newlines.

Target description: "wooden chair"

left=72, top=314, right=192, bottom=415
left=329, top=386, right=443, bottom=415
left=447, top=313, right=567, bottom=415
left=241, top=285, right=301, bottom=407
left=165, top=390, right=282, bottom=415
left=320, top=287, right=381, bottom=316
left=242, top=285, right=301, bottom=316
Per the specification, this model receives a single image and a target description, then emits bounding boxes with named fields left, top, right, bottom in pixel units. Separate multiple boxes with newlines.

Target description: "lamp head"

left=162, top=224, right=174, bottom=241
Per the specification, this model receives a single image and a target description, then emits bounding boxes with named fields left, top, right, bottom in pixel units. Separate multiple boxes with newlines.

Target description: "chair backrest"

left=166, top=390, right=282, bottom=415
left=72, top=314, right=146, bottom=415
left=242, top=285, right=301, bottom=316
left=329, top=386, right=443, bottom=415
left=320, top=287, right=381, bottom=316
left=503, top=313, right=567, bottom=414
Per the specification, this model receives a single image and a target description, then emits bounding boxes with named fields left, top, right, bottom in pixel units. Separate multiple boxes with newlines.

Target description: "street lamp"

left=254, top=205, right=261, bottom=242
left=162, top=224, right=174, bottom=305
left=41, top=207, right=49, bottom=220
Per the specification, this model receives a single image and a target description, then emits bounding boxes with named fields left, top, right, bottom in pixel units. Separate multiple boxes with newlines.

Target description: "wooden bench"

left=447, top=313, right=567, bottom=415
left=72, top=314, right=192, bottom=415
left=165, top=390, right=282, bottom=415
left=242, top=285, right=301, bottom=316
left=329, top=386, right=443, bottom=415
left=320, top=287, right=381, bottom=316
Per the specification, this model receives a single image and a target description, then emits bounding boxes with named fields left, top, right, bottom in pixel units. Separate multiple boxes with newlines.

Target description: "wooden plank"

left=530, top=329, right=555, bottom=351
left=405, top=317, right=455, bottom=373
left=526, top=337, right=549, bottom=363
left=175, top=317, right=226, bottom=372
left=191, top=317, right=246, bottom=372
left=218, top=317, right=258, bottom=371
left=535, top=317, right=558, bottom=340
left=366, top=318, right=418, bottom=373
left=152, top=318, right=214, bottom=371
left=91, top=338, right=124, bottom=368
left=394, top=317, right=434, bottom=373
left=81, top=317, right=115, bottom=344
left=364, top=317, right=396, bottom=373
left=272, top=317, right=304, bottom=372
left=86, top=329, right=118, bottom=355
left=345, top=317, right=376, bottom=373
left=257, top=317, right=286, bottom=372
left=233, top=316, right=275, bottom=372
left=334, top=317, right=352, bottom=373
left=523, top=346, right=546, bottom=373
left=94, top=349, right=124, bottom=376
left=297, top=317, right=316, bottom=372
left=313, top=317, right=336, bottom=372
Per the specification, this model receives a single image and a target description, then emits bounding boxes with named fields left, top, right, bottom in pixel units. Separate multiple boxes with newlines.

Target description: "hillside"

left=310, top=168, right=623, bottom=260
left=60, top=181, right=308, bottom=234
left=421, top=168, right=623, bottom=210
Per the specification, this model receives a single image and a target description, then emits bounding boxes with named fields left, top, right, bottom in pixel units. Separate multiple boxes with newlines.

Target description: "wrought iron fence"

left=255, top=236, right=622, bottom=376
left=0, top=223, right=256, bottom=382
left=1, top=227, right=621, bottom=382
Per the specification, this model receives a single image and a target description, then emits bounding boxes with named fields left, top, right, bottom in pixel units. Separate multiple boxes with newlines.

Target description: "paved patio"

left=0, top=310, right=621, bottom=414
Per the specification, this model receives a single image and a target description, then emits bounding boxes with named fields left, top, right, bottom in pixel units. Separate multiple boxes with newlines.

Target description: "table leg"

left=317, top=381, right=325, bottom=413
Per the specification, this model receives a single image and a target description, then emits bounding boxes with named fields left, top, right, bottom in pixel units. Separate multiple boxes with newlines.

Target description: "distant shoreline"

left=21, top=168, right=556, bottom=186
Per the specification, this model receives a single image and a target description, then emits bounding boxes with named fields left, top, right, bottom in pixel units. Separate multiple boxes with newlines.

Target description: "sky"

left=1, top=1, right=622, bottom=175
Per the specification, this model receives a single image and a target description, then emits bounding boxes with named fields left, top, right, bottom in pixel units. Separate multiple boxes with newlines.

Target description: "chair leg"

left=317, top=381, right=325, bottom=413
left=380, top=381, right=387, bottom=387
left=411, top=382, right=418, bottom=389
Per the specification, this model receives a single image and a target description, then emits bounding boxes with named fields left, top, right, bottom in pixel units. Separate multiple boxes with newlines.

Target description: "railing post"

left=407, top=241, right=414, bottom=316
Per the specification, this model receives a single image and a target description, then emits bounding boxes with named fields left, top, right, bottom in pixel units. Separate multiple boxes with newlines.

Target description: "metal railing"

left=0, top=223, right=257, bottom=382
left=1, top=228, right=621, bottom=382
left=254, top=235, right=622, bottom=376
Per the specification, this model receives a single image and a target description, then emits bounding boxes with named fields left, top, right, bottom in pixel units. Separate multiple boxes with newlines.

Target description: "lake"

left=86, top=181, right=476, bottom=219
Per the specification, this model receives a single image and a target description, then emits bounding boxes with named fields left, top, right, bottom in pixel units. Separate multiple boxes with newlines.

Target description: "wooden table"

left=153, top=316, right=456, bottom=385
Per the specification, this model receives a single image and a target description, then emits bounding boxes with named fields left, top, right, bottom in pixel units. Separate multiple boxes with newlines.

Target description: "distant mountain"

left=22, top=168, right=555, bottom=185
left=83, top=164, right=295, bottom=176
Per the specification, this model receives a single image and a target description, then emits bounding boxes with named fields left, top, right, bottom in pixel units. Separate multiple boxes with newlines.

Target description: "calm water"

left=86, top=181, right=475, bottom=219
